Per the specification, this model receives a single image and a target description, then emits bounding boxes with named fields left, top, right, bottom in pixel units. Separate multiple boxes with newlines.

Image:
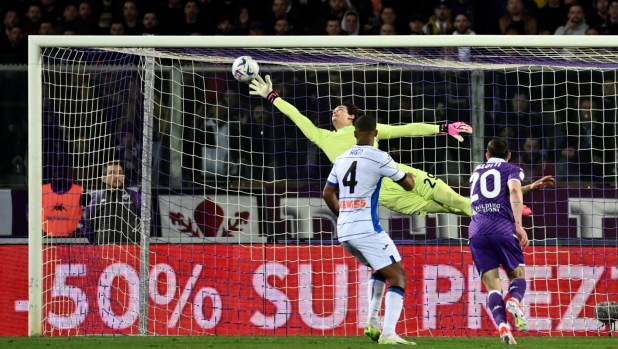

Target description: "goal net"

left=29, top=36, right=618, bottom=337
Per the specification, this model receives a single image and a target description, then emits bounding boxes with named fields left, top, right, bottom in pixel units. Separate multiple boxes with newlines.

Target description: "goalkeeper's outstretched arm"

left=376, top=121, right=473, bottom=142
left=249, top=75, right=330, bottom=145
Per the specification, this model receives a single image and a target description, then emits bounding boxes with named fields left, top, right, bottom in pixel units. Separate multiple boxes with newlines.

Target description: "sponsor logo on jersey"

left=52, top=203, right=66, bottom=211
left=340, top=199, right=367, bottom=210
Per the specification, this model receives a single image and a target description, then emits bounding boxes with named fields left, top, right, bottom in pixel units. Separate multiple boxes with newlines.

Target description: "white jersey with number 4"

left=327, top=145, right=406, bottom=241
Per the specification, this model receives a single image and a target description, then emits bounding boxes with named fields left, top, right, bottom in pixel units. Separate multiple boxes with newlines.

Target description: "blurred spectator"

left=274, top=18, right=293, bottom=35
left=197, top=104, right=238, bottom=179
left=115, top=123, right=141, bottom=186
left=586, top=26, right=599, bottom=34
left=0, top=27, right=27, bottom=64
left=408, top=12, right=425, bottom=35
left=211, top=0, right=238, bottom=24
left=74, top=2, right=97, bottom=35
left=325, top=15, right=344, bottom=35
left=341, top=10, right=360, bottom=35
left=264, top=0, right=305, bottom=35
left=122, top=1, right=143, bottom=35
left=557, top=98, right=616, bottom=183
left=423, top=0, right=454, bottom=35
left=41, top=0, right=63, bottom=23
left=504, top=24, right=519, bottom=34
left=56, top=4, right=79, bottom=34
left=450, top=0, right=472, bottom=20
left=453, top=13, right=474, bottom=61
left=588, top=0, right=609, bottom=29
left=234, top=7, right=251, bottom=35
left=499, top=0, right=537, bottom=35
left=42, top=165, right=84, bottom=238
left=3, top=11, right=20, bottom=47
left=603, top=77, right=617, bottom=122
left=141, top=12, right=160, bottom=35
left=238, top=105, right=277, bottom=181
left=109, top=21, right=125, bottom=35
left=514, top=137, right=555, bottom=182
left=23, top=4, right=43, bottom=36
left=39, top=21, right=55, bottom=35
left=95, top=0, right=123, bottom=34
left=216, top=15, right=234, bottom=35
left=554, top=4, right=588, bottom=34
left=249, top=20, right=266, bottom=35
left=537, top=0, right=567, bottom=34
left=367, top=6, right=404, bottom=35
left=453, top=13, right=474, bottom=34
left=492, top=90, right=543, bottom=155
left=87, top=161, right=141, bottom=244
left=599, top=0, right=618, bottom=34
left=314, top=0, right=347, bottom=35
left=379, top=23, right=397, bottom=35
left=158, top=0, right=185, bottom=35
left=180, top=1, right=204, bottom=35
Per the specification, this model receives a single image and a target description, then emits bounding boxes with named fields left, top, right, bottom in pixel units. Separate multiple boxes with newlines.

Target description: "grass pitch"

left=3, top=336, right=618, bottom=348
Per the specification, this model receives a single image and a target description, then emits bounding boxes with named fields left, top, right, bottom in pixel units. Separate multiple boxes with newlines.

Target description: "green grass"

left=3, top=336, right=618, bottom=349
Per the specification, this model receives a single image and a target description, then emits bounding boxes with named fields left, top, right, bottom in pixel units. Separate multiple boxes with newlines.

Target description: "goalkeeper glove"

left=440, top=122, right=473, bottom=142
left=249, top=75, right=279, bottom=103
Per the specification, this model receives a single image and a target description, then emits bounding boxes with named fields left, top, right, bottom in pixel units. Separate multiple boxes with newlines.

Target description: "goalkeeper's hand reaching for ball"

left=249, top=75, right=279, bottom=102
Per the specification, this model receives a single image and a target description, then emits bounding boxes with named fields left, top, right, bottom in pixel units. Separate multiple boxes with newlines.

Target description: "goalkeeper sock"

left=267, top=91, right=279, bottom=103
left=508, top=278, right=526, bottom=303
left=367, top=274, right=386, bottom=327
left=488, top=290, right=507, bottom=326
left=383, top=286, right=405, bottom=335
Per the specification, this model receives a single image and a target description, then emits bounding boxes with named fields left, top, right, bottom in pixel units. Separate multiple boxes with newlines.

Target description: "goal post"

left=28, top=35, right=618, bottom=337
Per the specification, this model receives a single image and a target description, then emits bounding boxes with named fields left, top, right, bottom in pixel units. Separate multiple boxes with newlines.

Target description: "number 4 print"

left=342, top=161, right=358, bottom=193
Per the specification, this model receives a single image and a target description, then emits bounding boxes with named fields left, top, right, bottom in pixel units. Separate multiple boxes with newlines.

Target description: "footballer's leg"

left=471, top=236, right=517, bottom=345
left=365, top=272, right=386, bottom=342
left=501, top=240, right=528, bottom=332
left=345, top=233, right=415, bottom=345
left=375, top=261, right=415, bottom=345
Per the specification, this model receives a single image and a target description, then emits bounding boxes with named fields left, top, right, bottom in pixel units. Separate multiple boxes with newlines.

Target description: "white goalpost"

left=28, top=35, right=618, bottom=337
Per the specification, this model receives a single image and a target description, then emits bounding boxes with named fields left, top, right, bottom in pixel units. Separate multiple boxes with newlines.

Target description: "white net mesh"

left=37, top=45, right=618, bottom=336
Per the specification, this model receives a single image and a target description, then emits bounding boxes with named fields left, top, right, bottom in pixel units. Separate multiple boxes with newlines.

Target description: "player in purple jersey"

left=468, top=138, right=554, bottom=345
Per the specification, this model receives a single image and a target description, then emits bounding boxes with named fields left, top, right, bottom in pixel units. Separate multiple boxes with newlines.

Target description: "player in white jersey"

left=323, top=115, right=416, bottom=345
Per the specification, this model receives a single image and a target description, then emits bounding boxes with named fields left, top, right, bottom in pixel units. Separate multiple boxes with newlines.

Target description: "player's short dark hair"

left=104, top=161, right=123, bottom=173
left=327, top=15, right=341, bottom=23
left=487, top=138, right=509, bottom=159
left=343, top=101, right=360, bottom=120
left=354, top=115, right=376, bottom=133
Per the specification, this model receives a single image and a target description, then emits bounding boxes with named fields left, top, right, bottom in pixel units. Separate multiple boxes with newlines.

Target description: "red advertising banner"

left=1, top=244, right=617, bottom=336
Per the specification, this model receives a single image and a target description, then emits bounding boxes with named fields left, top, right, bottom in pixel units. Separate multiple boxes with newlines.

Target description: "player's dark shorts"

left=469, top=234, right=525, bottom=275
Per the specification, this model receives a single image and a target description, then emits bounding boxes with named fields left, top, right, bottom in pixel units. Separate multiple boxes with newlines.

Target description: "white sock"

left=383, top=287, right=405, bottom=335
left=367, top=276, right=386, bottom=327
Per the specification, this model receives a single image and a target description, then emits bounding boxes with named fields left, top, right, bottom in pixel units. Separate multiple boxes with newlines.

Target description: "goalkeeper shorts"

left=379, top=163, right=447, bottom=216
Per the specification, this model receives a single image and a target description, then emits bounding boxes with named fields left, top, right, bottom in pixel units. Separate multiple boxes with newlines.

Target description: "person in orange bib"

left=42, top=166, right=84, bottom=237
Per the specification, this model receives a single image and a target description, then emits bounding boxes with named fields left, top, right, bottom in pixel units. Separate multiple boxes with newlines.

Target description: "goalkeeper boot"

left=378, top=333, right=416, bottom=345
left=506, top=298, right=528, bottom=332
left=499, top=323, right=517, bottom=345
left=364, top=322, right=381, bottom=342
left=522, top=205, right=532, bottom=216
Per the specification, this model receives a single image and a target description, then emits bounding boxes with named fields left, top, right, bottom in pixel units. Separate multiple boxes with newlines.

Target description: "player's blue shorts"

left=469, top=234, right=525, bottom=275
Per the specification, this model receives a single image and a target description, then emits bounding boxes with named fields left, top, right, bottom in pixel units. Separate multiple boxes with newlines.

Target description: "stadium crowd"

left=3, top=0, right=618, bottom=63
left=0, top=0, right=616, bottom=189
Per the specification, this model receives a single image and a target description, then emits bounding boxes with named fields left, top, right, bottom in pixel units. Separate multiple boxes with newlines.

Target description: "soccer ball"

left=232, top=56, right=259, bottom=83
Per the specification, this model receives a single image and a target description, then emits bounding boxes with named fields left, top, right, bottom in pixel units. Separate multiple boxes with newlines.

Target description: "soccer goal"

left=28, top=35, right=618, bottom=337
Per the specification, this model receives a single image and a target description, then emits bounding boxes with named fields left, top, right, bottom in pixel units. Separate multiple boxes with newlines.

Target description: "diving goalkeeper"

left=250, top=75, right=476, bottom=217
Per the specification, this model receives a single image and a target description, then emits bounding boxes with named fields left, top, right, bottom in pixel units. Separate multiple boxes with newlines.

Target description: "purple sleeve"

left=81, top=193, right=102, bottom=236
left=508, top=166, right=524, bottom=183
left=130, top=190, right=142, bottom=217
